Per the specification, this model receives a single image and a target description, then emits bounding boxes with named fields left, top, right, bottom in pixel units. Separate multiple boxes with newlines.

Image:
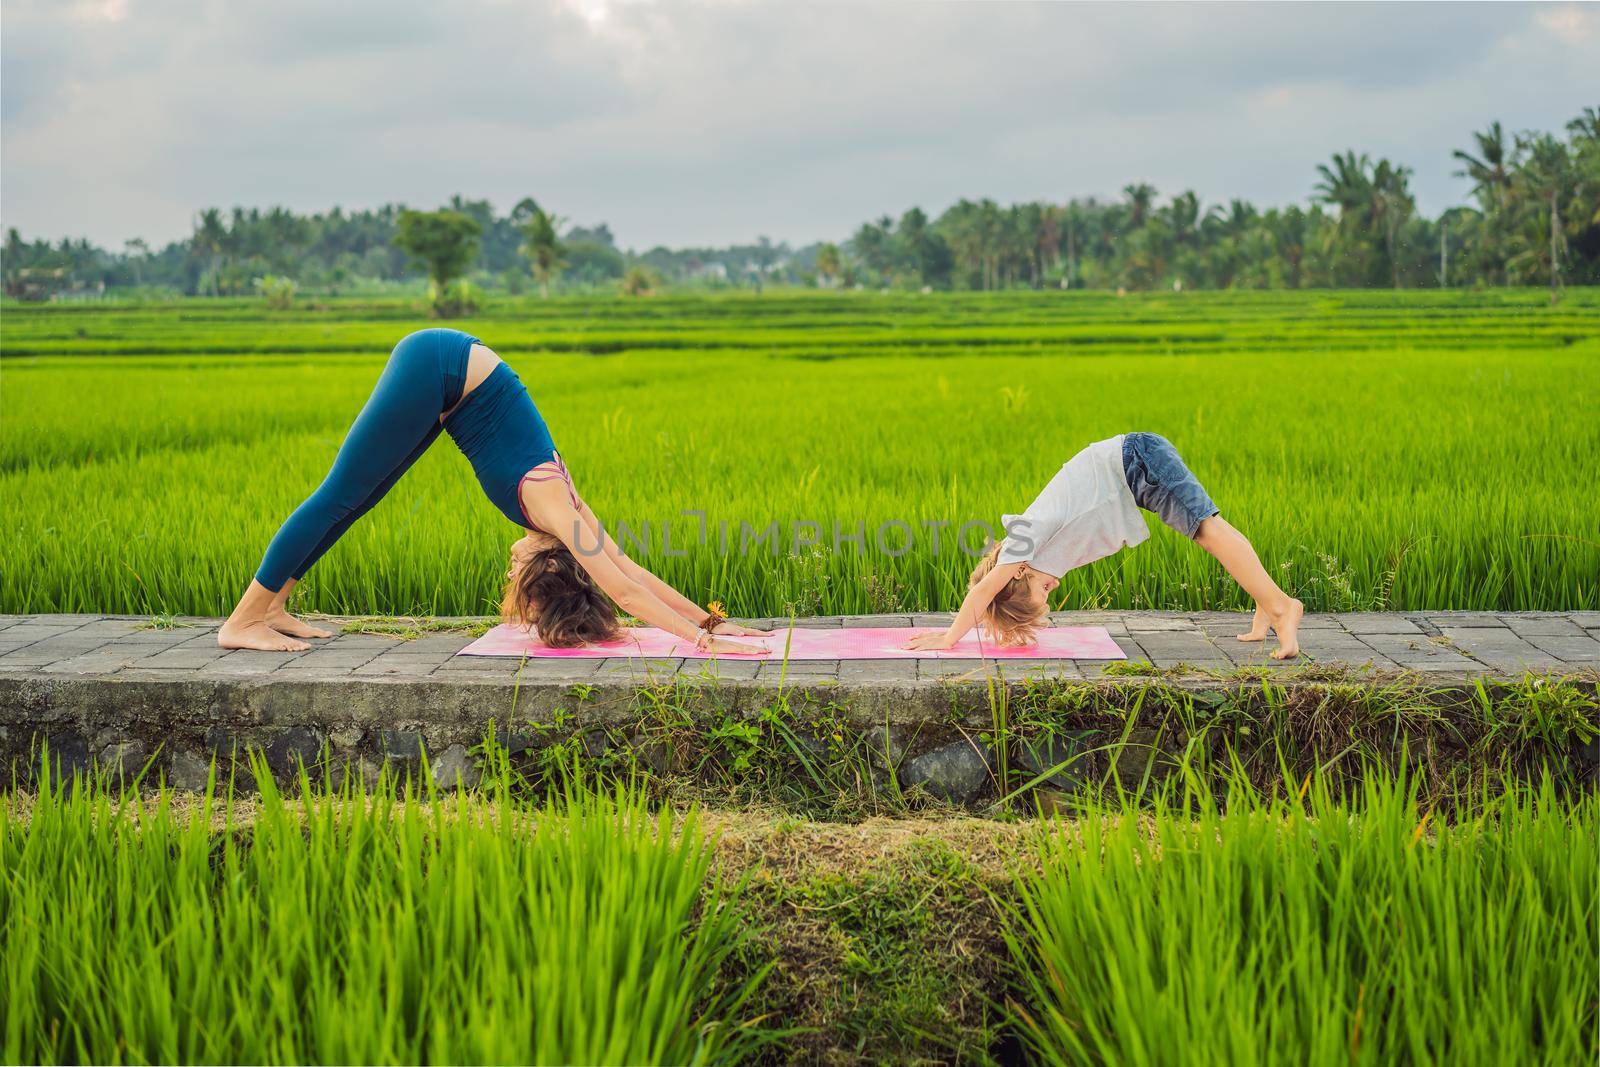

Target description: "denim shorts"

left=1121, top=432, right=1219, bottom=538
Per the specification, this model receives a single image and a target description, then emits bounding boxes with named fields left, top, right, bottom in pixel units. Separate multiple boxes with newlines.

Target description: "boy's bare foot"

left=1269, top=599, right=1304, bottom=660
left=266, top=611, right=334, bottom=639
left=1237, top=605, right=1272, bottom=643
left=218, top=619, right=311, bottom=652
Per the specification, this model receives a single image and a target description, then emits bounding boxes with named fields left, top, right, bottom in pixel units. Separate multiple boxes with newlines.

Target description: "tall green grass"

left=1004, top=772, right=1599, bottom=1066
left=0, top=760, right=766, bottom=1065
left=2, top=289, right=1596, bottom=615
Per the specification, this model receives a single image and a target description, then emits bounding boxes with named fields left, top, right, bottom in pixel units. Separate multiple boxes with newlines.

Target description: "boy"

left=905, top=433, right=1303, bottom=658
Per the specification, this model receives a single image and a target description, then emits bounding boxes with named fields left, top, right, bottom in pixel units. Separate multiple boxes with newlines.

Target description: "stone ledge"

left=4, top=667, right=1595, bottom=805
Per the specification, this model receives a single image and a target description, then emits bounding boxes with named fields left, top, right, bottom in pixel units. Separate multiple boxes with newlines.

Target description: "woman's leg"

left=1193, top=516, right=1303, bottom=659
left=259, top=424, right=445, bottom=638
left=221, top=344, right=445, bottom=651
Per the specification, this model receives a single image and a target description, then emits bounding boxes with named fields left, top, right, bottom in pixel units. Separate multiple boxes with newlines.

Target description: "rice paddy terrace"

left=3, top=289, right=1598, bottom=1064
left=2, top=288, right=1597, bottom=619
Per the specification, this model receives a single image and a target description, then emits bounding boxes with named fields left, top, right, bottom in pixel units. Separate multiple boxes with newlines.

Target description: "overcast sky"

left=3, top=1, right=1595, bottom=251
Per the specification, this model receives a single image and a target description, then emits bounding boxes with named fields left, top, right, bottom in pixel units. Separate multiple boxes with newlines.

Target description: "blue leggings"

left=253, top=330, right=472, bottom=592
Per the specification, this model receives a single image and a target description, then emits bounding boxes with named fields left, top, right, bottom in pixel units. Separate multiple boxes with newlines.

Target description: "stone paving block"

left=836, top=660, right=919, bottom=683
left=1358, top=634, right=1482, bottom=671
left=107, top=628, right=205, bottom=645
left=198, top=650, right=300, bottom=675
left=1111, top=636, right=1148, bottom=661
left=433, top=656, right=526, bottom=674
left=1299, top=638, right=1400, bottom=671
left=131, top=647, right=231, bottom=669
left=0, top=624, right=88, bottom=643
left=593, top=658, right=687, bottom=678
left=1121, top=614, right=1200, bottom=632
left=919, top=660, right=1002, bottom=681
left=1438, top=627, right=1566, bottom=672
left=320, top=634, right=410, bottom=649
left=507, top=659, right=605, bottom=681
left=364, top=645, right=458, bottom=663
left=843, top=615, right=911, bottom=628
left=11, top=614, right=95, bottom=626
left=911, top=614, right=955, bottom=627
left=1524, top=634, right=1600, bottom=664
left=1502, top=617, right=1588, bottom=637
left=286, top=649, right=384, bottom=670
left=38, top=655, right=129, bottom=676
left=391, top=634, right=477, bottom=653
left=1131, top=632, right=1229, bottom=666
left=348, top=658, right=446, bottom=678
left=683, top=659, right=763, bottom=681
left=67, top=619, right=154, bottom=637
left=22, top=636, right=115, bottom=657
left=1334, top=614, right=1423, bottom=634
left=1047, top=614, right=1129, bottom=635
left=990, top=660, right=1086, bottom=681
left=1571, top=612, right=1600, bottom=628
left=789, top=617, right=846, bottom=629
left=1, top=648, right=74, bottom=667
left=1189, top=611, right=1243, bottom=626
left=195, top=659, right=285, bottom=677
left=173, top=632, right=227, bottom=649
left=758, top=661, right=839, bottom=681
left=1425, top=613, right=1509, bottom=628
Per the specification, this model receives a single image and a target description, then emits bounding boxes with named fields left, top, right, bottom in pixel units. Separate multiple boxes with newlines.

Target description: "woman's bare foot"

left=1237, top=605, right=1271, bottom=643
left=265, top=610, right=334, bottom=639
left=1269, top=599, right=1304, bottom=660
left=218, top=619, right=310, bottom=652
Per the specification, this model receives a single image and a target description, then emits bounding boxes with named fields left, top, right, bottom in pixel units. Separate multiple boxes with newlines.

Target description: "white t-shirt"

left=996, top=435, right=1149, bottom=577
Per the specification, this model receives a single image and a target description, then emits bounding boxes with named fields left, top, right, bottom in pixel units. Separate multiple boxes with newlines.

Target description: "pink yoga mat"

left=458, top=624, right=1126, bottom=660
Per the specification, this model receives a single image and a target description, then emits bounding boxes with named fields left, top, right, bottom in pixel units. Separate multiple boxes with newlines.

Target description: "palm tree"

left=1453, top=122, right=1512, bottom=283
left=1510, top=132, right=1572, bottom=302
left=123, top=238, right=150, bottom=287
left=1370, top=160, right=1414, bottom=288
left=814, top=242, right=843, bottom=287
left=517, top=204, right=566, bottom=298
left=1315, top=151, right=1379, bottom=285
left=1122, top=183, right=1157, bottom=229
left=192, top=209, right=227, bottom=295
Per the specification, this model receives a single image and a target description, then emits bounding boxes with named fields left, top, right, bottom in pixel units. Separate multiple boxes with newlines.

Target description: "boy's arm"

left=904, top=561, right=1026, bottom=650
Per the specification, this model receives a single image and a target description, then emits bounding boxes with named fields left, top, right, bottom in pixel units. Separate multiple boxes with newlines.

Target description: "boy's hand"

left=903, top=631, right=958, bottom=651
left=712, top=621, right=771, bottom=637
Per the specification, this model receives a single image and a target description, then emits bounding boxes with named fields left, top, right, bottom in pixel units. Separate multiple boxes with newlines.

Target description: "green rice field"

left=4, top=763, right=1594, bottom=1064
left=2, top=288, right=1597, bottom=617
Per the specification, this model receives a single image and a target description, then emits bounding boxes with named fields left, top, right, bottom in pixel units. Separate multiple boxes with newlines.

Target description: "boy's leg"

left=1193, top=516, right=1303, bottom=659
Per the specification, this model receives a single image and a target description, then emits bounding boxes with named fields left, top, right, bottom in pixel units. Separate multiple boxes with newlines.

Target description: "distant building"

left=685, top=260, right=729, bottom=282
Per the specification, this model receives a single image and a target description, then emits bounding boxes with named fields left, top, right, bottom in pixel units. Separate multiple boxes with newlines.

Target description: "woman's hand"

left=903, top=631, right=958, bottom=651
left=712, top=621, right=771, bottom=637
left=701, top=636, right=770, bottom=656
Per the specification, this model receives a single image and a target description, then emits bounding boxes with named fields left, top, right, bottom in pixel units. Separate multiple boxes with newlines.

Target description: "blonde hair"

left=969, top=542, right=1046, bottom=647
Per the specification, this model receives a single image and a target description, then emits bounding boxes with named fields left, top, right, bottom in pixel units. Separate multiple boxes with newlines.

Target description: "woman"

left=220, top=328, right=767, bottom=654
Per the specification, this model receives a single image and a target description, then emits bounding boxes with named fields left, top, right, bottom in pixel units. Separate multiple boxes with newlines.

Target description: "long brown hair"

left=500, top=543, right=621, bottom=648
left=968, top=541, right=1046, bottom=647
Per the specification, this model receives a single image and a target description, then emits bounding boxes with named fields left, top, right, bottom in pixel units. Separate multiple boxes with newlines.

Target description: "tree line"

left=833, top=110, right=1599, bottom=298
left=4, top=109, right=1596, bottom=304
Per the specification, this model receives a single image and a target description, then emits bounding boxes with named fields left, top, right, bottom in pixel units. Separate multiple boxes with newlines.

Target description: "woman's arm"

left=574, top=498, right=769, bottom=636
left=903, top=560, right=1026, bottom=650
left=525, top=485, right=766, bottom=654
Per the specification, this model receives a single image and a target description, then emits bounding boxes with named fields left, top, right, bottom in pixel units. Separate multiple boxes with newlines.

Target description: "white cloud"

left=1, top=1, right=1592, bottom=249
